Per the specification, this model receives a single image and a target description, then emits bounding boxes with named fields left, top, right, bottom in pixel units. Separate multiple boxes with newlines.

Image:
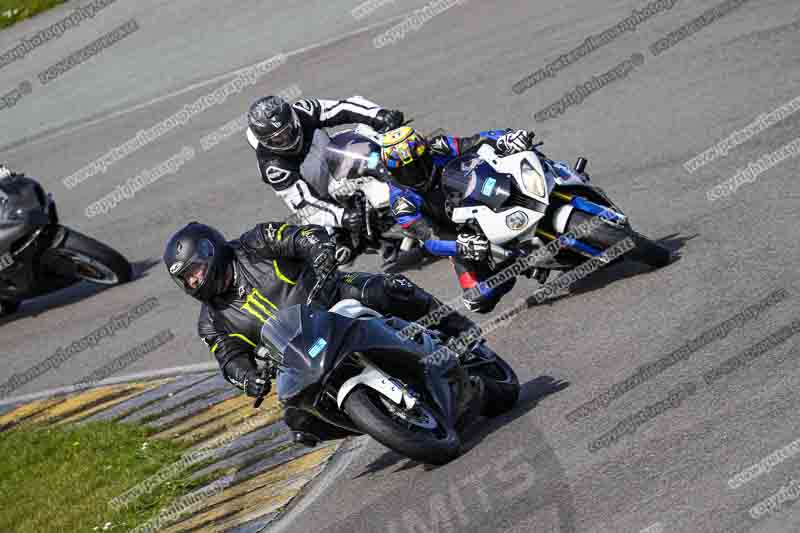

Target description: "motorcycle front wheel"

left=343, top=386, right=461, bottom=465
left=567, top=210, right=671, bottom=268
left=469, top=354, right=520, bottom=418
left=51, top=229, right=133, bottom=285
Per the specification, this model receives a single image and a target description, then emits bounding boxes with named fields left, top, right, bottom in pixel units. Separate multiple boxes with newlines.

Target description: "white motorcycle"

left=440, top=141, right=671, bottom=282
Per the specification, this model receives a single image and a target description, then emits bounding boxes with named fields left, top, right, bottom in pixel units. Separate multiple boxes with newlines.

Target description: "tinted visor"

left=260, top=116, right=301, bottom=151
left=391, top=154, right=433, bottom=189
left=171, top=239, right=214, bottom=292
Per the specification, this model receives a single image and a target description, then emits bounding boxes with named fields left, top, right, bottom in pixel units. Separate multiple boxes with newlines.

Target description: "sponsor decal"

left=308, top=337, right=327, bottom=358
left=481, top=177, right=497, bottom=196
left=265, top=166, right=291, bottom=184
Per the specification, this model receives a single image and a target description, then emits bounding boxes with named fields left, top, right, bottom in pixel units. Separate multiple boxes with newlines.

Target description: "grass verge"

left=0, top=421, right=219, bottom=532
left=0, top=0, right=67, bottom=31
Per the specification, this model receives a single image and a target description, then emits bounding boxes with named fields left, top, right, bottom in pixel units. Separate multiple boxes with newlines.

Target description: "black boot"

left=419, top=296, right=466, bottom=334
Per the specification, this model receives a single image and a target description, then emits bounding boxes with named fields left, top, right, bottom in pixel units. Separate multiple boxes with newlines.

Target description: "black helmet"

left=247, top=96, right=303, bottom=154
left=163, top=222, right=233, bottom=302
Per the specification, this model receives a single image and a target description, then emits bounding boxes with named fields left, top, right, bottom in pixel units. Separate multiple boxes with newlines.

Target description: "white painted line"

left=0, top=362, right=218, bottom=407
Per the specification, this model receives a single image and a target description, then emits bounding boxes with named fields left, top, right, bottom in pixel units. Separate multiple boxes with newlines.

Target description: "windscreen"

left=300, top=130, right=386, bottom=201
left=323, top=131, right=385, bottom=184
left=260, top=304, right=336, bottom=400
left=299, top=130, right=335, bottom=200
left=441, top=154, right=483, bottom=199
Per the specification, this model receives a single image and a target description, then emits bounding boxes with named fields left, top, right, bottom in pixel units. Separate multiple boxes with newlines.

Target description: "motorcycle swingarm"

left=336, top=358, right=419, bottom=410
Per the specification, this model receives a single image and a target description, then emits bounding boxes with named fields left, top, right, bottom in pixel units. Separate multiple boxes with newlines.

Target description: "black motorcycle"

left=253, top=276, right=520, bottom=465
left=0, top=172, right=133, bottom=316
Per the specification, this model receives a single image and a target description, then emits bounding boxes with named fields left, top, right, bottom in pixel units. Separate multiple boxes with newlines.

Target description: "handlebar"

left=306, top=261, right=339, bottom=306
left=253, top=362, right=273, bottom=408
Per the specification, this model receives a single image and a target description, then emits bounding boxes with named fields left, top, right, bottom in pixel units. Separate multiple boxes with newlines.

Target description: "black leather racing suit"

left=198, top=221, right=475, bottom=439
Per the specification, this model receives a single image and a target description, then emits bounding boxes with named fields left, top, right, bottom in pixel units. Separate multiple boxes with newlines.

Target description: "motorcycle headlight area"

left=520, top=158, right=546, bottom=199
left=506, top=210, right=529, bottom=230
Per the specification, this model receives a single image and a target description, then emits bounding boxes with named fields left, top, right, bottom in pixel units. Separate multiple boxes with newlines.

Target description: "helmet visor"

left=171, top=239, right=215, bottom=292
left=260, top=115, right=301, bottom=151
left=391, top=154, right=433, bottom=189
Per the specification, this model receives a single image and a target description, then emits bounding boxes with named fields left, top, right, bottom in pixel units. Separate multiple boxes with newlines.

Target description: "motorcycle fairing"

left=477, top=144, right=555, bottom=202
left=335, top=359, right=419, bottom=410
left=0, top=176, right=50, bottom=257
left=441, top=147, right=552, bottom=244
left=262, top=304, right=449, bottom=403
left=546, top=159, right=589, bottom=186
left=441, top=158, right=511, bottom=210
left=262, top=304, right=352, bottom=401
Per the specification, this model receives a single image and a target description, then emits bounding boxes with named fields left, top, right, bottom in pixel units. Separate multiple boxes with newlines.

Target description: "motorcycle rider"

left=380, top=126, right=538, bottom=313
left=163, top=220, right=479, bottom=446
left=246, top=95, right=404, bottom=264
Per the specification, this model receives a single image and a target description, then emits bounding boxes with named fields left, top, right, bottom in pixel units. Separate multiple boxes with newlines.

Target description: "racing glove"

left=0, top=165, right=12, bottom=179
left=456, top=233, right=490, bottom=262
left=496, top=130, right=535, bottom=156
left=243, top=370, right=271, bottom=398
left=374, top=109, right=405, bottom=133
left=311, top=241, right=338, bottom=280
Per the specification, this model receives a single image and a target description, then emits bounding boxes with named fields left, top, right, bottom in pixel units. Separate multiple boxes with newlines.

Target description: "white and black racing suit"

left=246, top=96, right=395, bottom=228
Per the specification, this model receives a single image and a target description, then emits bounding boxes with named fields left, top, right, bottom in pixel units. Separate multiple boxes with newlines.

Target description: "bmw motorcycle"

left=252, top=277, right=520, bottom=465
left=0, top=172, right=133, bottom=316
left=437, top=141, right=671, bottom=284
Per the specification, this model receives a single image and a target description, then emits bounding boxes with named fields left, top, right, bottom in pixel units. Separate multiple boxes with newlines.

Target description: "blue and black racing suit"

left=388, top=129, right=518, bottom=313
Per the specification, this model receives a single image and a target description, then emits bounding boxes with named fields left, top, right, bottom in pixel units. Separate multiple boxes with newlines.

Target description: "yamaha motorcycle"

left=252, top=276, right=520, bottom=465
left=0, top=172, right=133, bottom=316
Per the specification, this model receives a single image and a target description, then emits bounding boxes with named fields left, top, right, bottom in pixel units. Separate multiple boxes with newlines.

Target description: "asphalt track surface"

left=1, top=1, right=799, bottom=532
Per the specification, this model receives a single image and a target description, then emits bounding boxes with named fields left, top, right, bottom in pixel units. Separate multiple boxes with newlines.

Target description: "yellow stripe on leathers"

left=240, top=288, right=278, bottom=322
left=273, top=261, right=296, bottom=285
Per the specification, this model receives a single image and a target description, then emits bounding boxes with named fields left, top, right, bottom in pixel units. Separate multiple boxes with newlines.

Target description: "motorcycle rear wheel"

left=52, top=229, right=133, bottom=285
left=344, top=387, right=461, bottom=465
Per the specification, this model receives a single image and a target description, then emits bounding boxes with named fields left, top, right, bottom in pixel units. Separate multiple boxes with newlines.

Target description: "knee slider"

left=384, top=273, right=435, bottom=315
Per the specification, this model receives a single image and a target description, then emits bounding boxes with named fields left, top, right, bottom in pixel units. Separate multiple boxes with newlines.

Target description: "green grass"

left=0, top=422, right=219, bottom=533
left=0, top=0, right=67, bottom=30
